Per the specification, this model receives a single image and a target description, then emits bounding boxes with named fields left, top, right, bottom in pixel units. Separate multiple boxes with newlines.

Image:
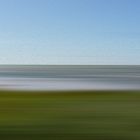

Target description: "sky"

left=0, top=0, right=140, bottom=65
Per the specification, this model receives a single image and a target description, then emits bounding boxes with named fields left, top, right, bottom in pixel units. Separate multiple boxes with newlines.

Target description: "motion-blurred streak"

left=0, top=65, right=139, bottom=90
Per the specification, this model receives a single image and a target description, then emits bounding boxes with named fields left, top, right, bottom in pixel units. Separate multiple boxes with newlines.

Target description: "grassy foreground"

left=0, top=90, right=140, bottom=140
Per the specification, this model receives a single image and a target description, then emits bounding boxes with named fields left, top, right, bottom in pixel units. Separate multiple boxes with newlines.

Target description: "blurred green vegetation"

left=0, top=90, right=139, bottom=140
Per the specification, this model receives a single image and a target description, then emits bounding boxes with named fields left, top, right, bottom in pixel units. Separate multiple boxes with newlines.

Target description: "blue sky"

left=0, top=0, right=140, bottom=64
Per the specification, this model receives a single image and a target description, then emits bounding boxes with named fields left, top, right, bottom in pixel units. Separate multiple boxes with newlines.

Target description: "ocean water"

left=0, top=65, right=140, bottom=90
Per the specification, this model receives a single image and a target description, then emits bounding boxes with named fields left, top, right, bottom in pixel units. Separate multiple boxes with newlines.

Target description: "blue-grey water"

left=0, top=65, right=140, bottom=90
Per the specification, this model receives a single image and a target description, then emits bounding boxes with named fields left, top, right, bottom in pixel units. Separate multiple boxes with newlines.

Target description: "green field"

left=0, top=90, right=140, bottom=140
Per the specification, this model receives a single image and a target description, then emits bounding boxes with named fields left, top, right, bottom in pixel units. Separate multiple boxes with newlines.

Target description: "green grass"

left=0, top=90, right=139, bottom=140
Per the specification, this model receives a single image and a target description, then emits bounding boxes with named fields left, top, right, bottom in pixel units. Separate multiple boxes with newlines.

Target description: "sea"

left=0, top=65, right=139, bottom=91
